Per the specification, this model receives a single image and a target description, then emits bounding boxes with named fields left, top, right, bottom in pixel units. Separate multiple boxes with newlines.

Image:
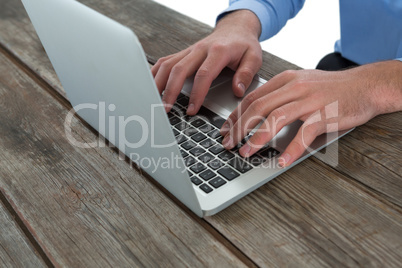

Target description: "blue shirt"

left=218, top=0, right=402, bottom=64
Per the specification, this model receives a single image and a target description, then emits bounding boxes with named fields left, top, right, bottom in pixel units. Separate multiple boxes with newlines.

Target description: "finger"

left=220, top=70, right=297, bottom=136
left=222, top=94, right=272, bottom=150
left=187, top=48, right=231, bottom=115
left=222, top=80, right=308, bottom=149
left=238, top=100, right=321, bottom=157
left=278, top=119, right=326, bottom=167
left=232, top=49, right=262, bottom=97
left=162, top=50, right=207, bottom=112
left=151, top=54, right=174, bottom=77
left=153, top=50, right=190, bottom=94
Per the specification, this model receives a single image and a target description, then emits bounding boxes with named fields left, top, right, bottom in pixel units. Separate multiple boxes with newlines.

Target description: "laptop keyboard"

left=169, top=93, right=280, bottom=194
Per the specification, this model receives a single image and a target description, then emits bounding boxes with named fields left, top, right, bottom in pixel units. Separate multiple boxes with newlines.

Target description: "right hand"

left=151, top=10, right=263, bottom=115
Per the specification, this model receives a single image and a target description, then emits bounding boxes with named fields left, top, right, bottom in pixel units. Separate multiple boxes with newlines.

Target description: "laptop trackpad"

left=182, top=75, right=264, bottom=118
left=205, top=78, right=262, bottom=113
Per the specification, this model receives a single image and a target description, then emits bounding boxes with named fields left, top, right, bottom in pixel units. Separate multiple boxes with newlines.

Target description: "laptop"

left=22, top=0, right=351, bottom=217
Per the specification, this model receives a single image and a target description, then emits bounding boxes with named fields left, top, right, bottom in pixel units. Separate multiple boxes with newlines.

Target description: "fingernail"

left=238, top=83, right=246, bottom=94
left=220, top=122, right=230, bottom=134
left=278, top=153, right=291, bottom=167
left=187, top=103, right=195, bottom=114
left=240, top=142, right=251, bottom=157
left=222, top=136, right=233, bottom=149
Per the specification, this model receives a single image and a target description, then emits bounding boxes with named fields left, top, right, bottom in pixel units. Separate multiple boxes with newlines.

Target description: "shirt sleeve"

left=217, top=0, right=306, bottom=42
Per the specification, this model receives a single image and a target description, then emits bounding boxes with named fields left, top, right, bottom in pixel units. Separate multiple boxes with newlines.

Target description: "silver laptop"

left=22, top=0, right=351, bottom=217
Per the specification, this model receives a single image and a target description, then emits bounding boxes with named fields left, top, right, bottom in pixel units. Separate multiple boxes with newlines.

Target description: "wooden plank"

left=0, top=198, right=46, bottom=268
left=206, top=159, right=402, bottom=267
left=326, top=133, right=402, bottom=207
left=0, top=0, right=401, bottom=267
left=0, top=49, right=247, bottom=267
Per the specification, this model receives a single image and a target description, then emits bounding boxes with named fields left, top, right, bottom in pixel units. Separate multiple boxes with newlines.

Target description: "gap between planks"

left=0, top=42, right=259, bottom=268
left=0, top=188, right=54, bottom=268
left=312, top=154, right=402, bottom=212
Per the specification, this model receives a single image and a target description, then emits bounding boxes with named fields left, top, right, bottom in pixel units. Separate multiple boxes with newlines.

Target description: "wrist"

left=215, top=10, right=261, bottom=41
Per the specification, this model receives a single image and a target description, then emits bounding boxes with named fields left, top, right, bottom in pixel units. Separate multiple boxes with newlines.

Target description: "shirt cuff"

left=216, top=0, right=277, bottom=42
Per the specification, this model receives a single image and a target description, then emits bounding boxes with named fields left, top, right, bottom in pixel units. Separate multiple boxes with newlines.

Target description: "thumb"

left=232, top=50, right=262, bottom=97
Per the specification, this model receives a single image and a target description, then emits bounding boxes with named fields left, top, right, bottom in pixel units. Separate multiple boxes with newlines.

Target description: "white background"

left=153, top=0, right=340, bottom=69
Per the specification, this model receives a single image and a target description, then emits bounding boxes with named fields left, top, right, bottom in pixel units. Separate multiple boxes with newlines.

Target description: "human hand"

left=220, top=60, right=402, bottom=167
left=151, top=10, right=262, bottom=115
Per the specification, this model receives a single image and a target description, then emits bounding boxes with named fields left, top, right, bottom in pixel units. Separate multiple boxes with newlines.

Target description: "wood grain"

left=0, top=198, right=46, bottom=268
left=0, top=49, right=246, bottom=267
left=0, top=0, right=401, bottom=267
left=329, top=133, right=402, bottom=207
left=206, top=158, right=402, bottom=267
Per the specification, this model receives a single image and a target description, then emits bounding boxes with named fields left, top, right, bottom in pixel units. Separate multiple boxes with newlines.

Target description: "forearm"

left=367, top=60, right=402, bottom=115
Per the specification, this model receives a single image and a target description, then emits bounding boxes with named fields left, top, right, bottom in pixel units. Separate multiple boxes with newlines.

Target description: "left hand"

left=219, top=60, right=402, bottom=167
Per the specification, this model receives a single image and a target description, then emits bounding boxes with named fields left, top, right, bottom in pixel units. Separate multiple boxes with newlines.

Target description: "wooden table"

left=0, top=0, right=401, bottom=267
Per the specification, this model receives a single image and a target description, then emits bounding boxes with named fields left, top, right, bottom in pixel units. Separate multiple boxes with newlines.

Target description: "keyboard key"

left=175, top=134, right=187, bottom=144
left=181, top=140, right=196, bottom=150
left=216, top=136, right=224, bottom=144
left=199, top=184, right=213, bottom=194
left=199, top=170, right=216, bottom=181
left=184, top=156, right=196, bottom=167
left=189, top=147, right=206, bottom=157
left=171, top=105, right=186, bottom=116
left=199, top=124, right=214, bottom=133
left=190, top=118, right=206, bottom=128
left=198, top=152, right=214, bottom=164
left=196, top=106, right=217, bottom=121
left=197, top=106, right=226, bottom=128
left=180, top=149, right=189, bottom=158
left=211, top=118, right=226, bottom=129
left=259, top=147, right=280, bottom=158
left=190, top=162, right=206, bottom=173
left=228, top=158, right=253, bottom=173
left=191, top=132, right=207, bottom=142
left=217, top=166, right=240, bottom=181
left=199, top=138, right=215, bottom=149
left=230, top=142, right=242, bottom=152
left=183, top=127, right=198, bottom=136
left=174, top=121, right=188, bottom=131
left=209, top=177, right=227, bottom=188
left=218, top=151, right=235, bottom=161
left=190, top=176, right=203, bottom=186
left=177, top=93, right=185, bottom=100
left=177, top=96, right=189, bottom=107
left=209, top=144, right=225, bottom=155
left=182, top=115, right=193, bottom=122
left=169, top=116, right=181, bottom=126
left=247, top=154, right=265, bottom=166
left=187, top=170, right=193, bottom=177
left=208, top=158, right=225, bottom=170
left=207, top=129, right=221, bottom=139
left=172, top=128, right=180, bottom=136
